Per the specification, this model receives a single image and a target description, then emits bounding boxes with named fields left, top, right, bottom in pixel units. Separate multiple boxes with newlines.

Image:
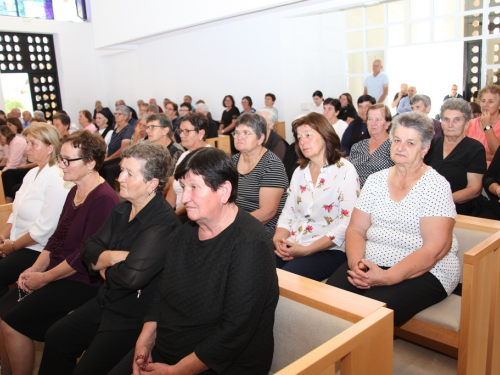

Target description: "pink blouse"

left=3, top=136, right=27, bottom=171
left=466, top=116, right=500, bottom=167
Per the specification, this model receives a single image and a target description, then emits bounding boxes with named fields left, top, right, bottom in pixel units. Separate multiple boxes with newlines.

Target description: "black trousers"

left=39, top=297, right=141, bottom=375
left=327, top=262, right=447, bottom=326
left=1, top=168, right=31, bottom=199
left=0, top=248, right=39, bottom=299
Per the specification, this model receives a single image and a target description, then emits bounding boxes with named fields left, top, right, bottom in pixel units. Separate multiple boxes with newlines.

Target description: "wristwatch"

left=484, top=125, right=493, bottom=131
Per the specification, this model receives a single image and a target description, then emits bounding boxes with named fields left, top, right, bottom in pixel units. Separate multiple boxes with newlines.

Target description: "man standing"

left=444, top=84, right=463, bottom=101
left=391, top=83, right=408, bottom=110
left=411, top=94, right=443, bottom=138
left=363, top=59, right=389, bottom=103
left=397, top=86, right=417, bottom=115
left=22, top=111, right=32, bottom=128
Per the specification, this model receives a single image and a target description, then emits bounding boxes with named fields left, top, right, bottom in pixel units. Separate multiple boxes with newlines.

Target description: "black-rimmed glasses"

left=177, top=128, right=197, bottom=136
left=57, top=155, right=83, bottom=167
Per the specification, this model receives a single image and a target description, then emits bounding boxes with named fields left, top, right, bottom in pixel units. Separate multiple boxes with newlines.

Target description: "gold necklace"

left=74, top=174, right=101, bottom=206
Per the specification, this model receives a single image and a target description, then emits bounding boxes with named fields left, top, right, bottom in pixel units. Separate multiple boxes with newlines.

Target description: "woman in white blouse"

left=0, top=123, right=70, bottom=299
left=274, top=112, right=360, bottom=281
left=327, top=112, right=460, bottom=326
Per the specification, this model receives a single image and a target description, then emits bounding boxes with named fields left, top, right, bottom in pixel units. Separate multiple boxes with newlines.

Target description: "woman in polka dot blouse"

left=327, top=112, right=460, bottom=326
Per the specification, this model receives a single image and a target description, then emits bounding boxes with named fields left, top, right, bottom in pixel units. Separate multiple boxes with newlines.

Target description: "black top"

left=82, top=193, right=182, bottom=331
left=145, top=209, right=279, bottom=375
left=483, top=147, right=500, bottom=216
left=338, top=106, right=357, bottom=122
left=221, top=107, right=240, bottom=128
left=207, top=119, right=219, bottom=139
left=265, top=130, right=288, bottom=161
left=443, top=94, right=463, bottom=101
left=425, top=136, right=486, bottom=214
left=341, top=117, right=369, bottom=157
left=172, top=118, right=181, bottom=143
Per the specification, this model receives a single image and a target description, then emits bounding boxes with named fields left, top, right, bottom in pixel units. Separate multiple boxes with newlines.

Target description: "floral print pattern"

left=276, top=159, right=360, bottom=250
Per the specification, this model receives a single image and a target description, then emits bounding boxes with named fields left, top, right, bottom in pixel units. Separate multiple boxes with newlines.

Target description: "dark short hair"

left=121, top=142, right=171, bottom=193
left=324, top=98, right=341, bottom=112
left=292, top=112, right=342, bottom=169
left=167, top=102, right=179, bottom=116
left=53, top=112, right=71, bottom=127
left=312, top=90, right=323, bottom=98
left=222, top=95, right=235, bottom=108
left=0, top=118, right=6, bottom=126
left=180, top=112, right=209, bottom=140
left=0, top=125, right=16, bottom=143
left=147, top=113, right=173, bottom=134
left=470, top=101, right=481, bottom=114
left=180, top=102, right=192, bottom=110
left=265, top=93, right=276, bottom=102
left=174, top=147, right=238, bottom=203
left=6, top=117, right=22, bottom=134
left=357, top=95, right=376, bottom=106
left=236, top=113, right=267, bottom=143
left=62, top=130, right=106, bottom=171
left=340, top=93, right=354, bottom=108
left=242, top=96, right=253, bottom=107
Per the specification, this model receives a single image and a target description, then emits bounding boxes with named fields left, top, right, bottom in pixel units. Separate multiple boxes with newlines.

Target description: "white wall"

left=0, top=16, right=102, bottom=123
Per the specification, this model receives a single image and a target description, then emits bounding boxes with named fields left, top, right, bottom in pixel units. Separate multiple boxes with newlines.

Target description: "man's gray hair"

left=256, top=108, right=277, bottom=124
left=411, top=94, right=431, bottom=107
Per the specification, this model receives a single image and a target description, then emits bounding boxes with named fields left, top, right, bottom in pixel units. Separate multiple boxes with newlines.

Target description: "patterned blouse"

left=276, top=159, right=360, bottom=250
left=350, top=138, right=393, bottom=188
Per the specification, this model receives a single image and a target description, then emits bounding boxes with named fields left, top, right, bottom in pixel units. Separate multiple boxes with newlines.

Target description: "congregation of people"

left=0, top=71, right=498, bottom=374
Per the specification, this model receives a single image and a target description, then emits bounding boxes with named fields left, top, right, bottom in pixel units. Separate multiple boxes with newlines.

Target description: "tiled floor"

left=393, top=338, right=457, bottom=375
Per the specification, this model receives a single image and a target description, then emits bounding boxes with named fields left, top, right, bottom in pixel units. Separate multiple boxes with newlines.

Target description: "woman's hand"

left=137, top=362, right=175, bottom=374
left=481, top=111, right=496, bottom=130
left=133, top=346, right=153, bottom=375
left=274, top=238, right=311, bottom=260
left=19, top=271, right=48, bottom=292
left=347, top=259, right=389, bottom=289
left=495, top=185, right=500, bottom=199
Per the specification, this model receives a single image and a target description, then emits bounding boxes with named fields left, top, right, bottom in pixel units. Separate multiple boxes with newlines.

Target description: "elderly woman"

left=0, top=125, right=26, bottom=171
left=466, top=84, right=500, bottom=166
left=39, top=143, right=181, bottom=375
left=109, top=147, right=279, bottom=375
left=100, top=105, right=135, bottom=187
left=339, top=93, right=358, bottom=124
left=274, top=112, right=359, bottom=281
left=425, top=98, right=486, bottom=215
left=257, top=108, right=288, bottom=161
left=323, top=98, right=349, bottom=141
left=233, top=113, right=288, bottom=237
left=350, top=104, right=394, bottom=188
left=0, top=123, right=70, bottom=298
left=79, top=110, right=97, bottom=133
left=166, top=112, right=210, bottom=220
left=95, top=110, right=114, bottom=146
left=327, top=112, right=460, bottom=326
left=145, top=114, right=184, bottom=172
left=131, top=115, right=148, bottom=144
left=0, top=130, right=119, bottom=375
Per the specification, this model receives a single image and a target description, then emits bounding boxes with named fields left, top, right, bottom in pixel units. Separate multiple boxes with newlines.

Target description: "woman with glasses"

left=166, top=112, right=210, bottom=221
left=0, top=130, right=119, bottom=375
left=232, top=113, right=288, bottom=237
left=0, top=123, right=70, bottom=301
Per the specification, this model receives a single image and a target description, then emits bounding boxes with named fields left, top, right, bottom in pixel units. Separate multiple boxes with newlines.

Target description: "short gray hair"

left=257, top=108, right=277, bottom=124
left=411, top=94, right=431, bottom=108
left=195, top=103, right=209, bottom=113
left=34, top=110, right=45, bottom=118
left=146, top=113, right=173, bottom=133
left=440, top=98, right=472, bottom=123
left=116, top=105, right=130, bottom=117
left=235, top=113, right=267, bottom=143
left=121, top=142, right=172, bottom=193
left=390, top=112, right=434, bottom=147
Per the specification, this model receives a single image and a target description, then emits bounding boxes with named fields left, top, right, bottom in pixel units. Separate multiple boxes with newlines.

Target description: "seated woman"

left=274, top=112, right=359, bottom=281
left=323, top=97, right=349, bottom=141
left=350, top=104, right=394, bottom=188
left=257, top=108, right=288, bottom=161
left=131, top=115, right=148, bottom=144
left=166, top=112, right=210, bottom=220
left=145, top=114, right=184, bottom=171
left=39, top=143, right=182, bottom=375
left=241, top=96, right=256, bottom=114
left=5, top=117, right=23, bottom=136
left=79, top=110, right=97, bottom=133
left=310, top=90, right=324, bottom=113
left=95, top=110, right=114, bottom=147
left=0, top=125, right=26, bottom=171
left=425, top=98, right=486, bottom=215
left=233, top=113, right=288, bottom=237
left=109, top=147, right=279, bottom=375
left=479, top=147, right=500, bottom=219
left=466, top=84, right=500, bottom=166
left=0, top=130, right=120, bottom=375
left=219, top=95, right=240, bottom=154
left=327, top=112, right=460, bottom=326
left=338, top=93, right=358, bottom=124
left=0, top=123, right=70, bottom=298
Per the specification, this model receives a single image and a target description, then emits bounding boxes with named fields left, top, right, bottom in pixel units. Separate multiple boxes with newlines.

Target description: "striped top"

left=233, top=150, right=288, bottom=237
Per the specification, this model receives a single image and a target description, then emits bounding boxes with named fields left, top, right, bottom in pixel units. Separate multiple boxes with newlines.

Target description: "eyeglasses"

left=145, top=125, right=162, bottom=131
left=177, top=128, right=197, bottom=136
left=231, top=130, right=254, bottom=138
left=57, top=155, right=83, bottom=166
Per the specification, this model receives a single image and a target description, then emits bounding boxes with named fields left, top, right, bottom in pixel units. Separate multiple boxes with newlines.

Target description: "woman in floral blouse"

left=274, top=112, right=360, bottom=281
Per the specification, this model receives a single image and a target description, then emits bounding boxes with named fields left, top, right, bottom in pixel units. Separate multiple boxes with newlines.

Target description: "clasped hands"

left=347, top=259, right=389, bottom=289
left=274, top=238, right=310, bottom=261
left=0, top=235, right=13, bottom=257
left=17, top=267, right=47, bottom=293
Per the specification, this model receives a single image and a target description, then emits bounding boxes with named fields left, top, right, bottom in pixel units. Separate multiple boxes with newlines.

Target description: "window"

left=0, top=0, right=86, bottom=21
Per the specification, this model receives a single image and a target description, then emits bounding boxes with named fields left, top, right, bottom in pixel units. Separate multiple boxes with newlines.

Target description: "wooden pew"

left=0, top=203, right=12, bottom=228
left=274, top=121, right=286, bottom=139
left=206, top=136, right=231, bottom=155
left=273, top=269, right=393, bottom=374
left=0, top=171, right=6, bottom=205
left=394, top=215, right=500, bottom=375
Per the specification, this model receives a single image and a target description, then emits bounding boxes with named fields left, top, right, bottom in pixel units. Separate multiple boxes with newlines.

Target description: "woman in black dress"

left=219, top=95, right=240, bottom=154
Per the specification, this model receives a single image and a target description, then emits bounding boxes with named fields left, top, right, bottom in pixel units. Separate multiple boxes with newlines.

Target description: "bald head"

left=10, top=108, right=21, bottom=118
